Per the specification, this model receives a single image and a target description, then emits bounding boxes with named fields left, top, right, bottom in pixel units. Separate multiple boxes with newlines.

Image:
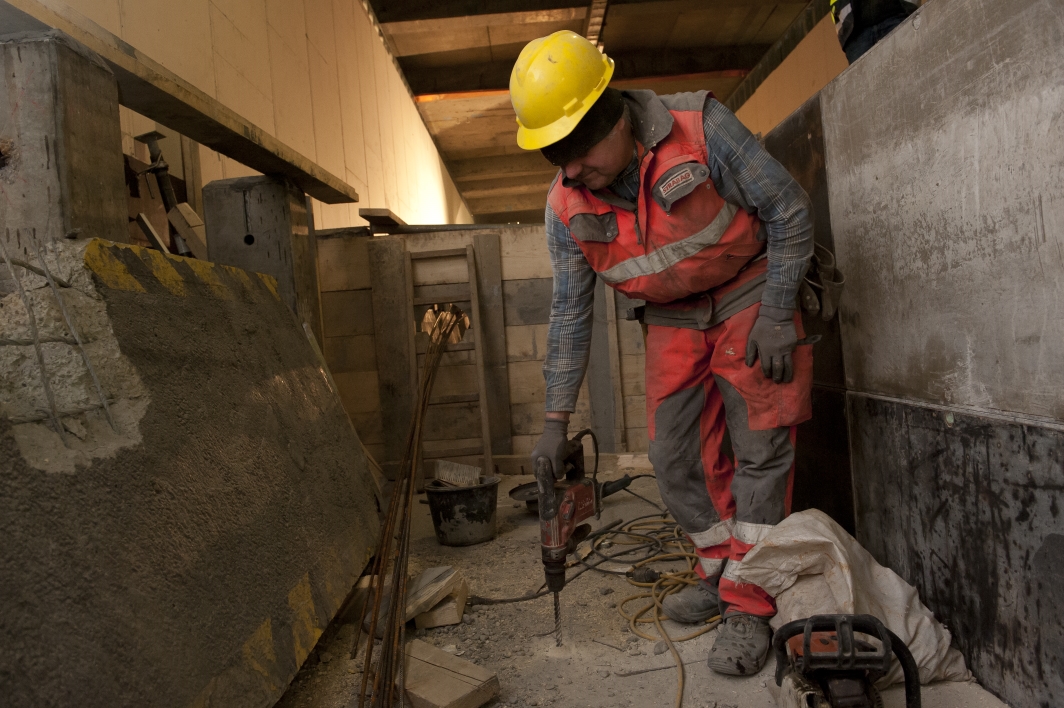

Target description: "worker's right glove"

left=745, top=305, right=798, bottom=384
left=531, top=418, right=569, bottom=480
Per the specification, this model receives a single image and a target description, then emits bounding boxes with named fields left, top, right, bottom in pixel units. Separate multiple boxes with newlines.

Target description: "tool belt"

left=625, top=244, right=845, bottom=330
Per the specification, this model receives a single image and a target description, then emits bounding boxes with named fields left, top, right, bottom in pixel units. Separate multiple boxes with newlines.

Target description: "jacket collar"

left=620, top=90, right=674, bottom=151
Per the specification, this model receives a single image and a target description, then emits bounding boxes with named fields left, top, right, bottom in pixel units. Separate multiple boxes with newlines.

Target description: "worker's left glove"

left=745, top=305, right=798, bottom=384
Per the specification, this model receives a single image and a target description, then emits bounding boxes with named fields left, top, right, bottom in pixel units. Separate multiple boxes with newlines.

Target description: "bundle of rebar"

left=352, top=303, right=469, bottom=708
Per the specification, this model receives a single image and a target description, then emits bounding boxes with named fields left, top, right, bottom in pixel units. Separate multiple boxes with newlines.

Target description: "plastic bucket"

left=425, top=476, right=500, bottom=546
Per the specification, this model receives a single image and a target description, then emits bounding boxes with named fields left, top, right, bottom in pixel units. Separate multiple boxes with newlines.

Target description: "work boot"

left=660, top=579, right=721, bottom=623
left=707, top=613, right=772, bottom=676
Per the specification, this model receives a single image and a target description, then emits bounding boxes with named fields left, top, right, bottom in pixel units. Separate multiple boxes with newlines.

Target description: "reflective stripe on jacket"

left=546, top=90, right=767, bottom=306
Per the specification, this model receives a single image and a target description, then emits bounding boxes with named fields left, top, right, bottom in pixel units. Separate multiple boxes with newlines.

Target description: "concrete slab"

left=1, top=239, right=379, bottom=708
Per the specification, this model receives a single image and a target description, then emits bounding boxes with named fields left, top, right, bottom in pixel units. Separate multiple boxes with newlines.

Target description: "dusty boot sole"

left=706, top=652, right=764, bottom=676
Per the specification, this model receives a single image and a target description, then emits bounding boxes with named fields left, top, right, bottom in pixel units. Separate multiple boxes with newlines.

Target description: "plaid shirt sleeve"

left=703, top=98, right=814, bottom=309
left=543, top=203, right=597, bottom=412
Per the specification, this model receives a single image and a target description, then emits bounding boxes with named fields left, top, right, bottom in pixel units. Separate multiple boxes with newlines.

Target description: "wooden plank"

left=401, top=639, right=499, bottom=708
left=369, top=236, right=416, bottom=464
left=410, top=247, right=468, bottom=259
left=502, top=278, right=553, bottom=326
left=626, top=427, right=649, bottom=453
left=317, top=235, right=371, bottom=292
left=413, top=282, right=471, bottom=305
left=323, top=334, right=377, bottom=373
left=617, top=318, right=645, bottom=355
left=415, top=328, right=473, bottom=354
left=348, top=410, right=384, bottom=446
left=467, top=192, right=547, bottom=216
left=449, top=152, right=556, bottom=183
left=423, top=401, right=482, bottom=442
left=474, top=231, right=513, bottom=456
left=320, top=290, right=374, bottom=337
left=415, top=577, right=469, bottom=630
left=430, top=393, right=479, bottom=405
left=623, top=395, right=648, bottom=430
left=412, top=255, right=469, bottom=286
left=510, top=400, right=592, bottom=436
left=466, top=245, right=493, bottom=477
left=604, top=286, right=627, bottom=452
left=405, top=567, right=463, bottom=620
left=334, top=371, right=381, bottom=415
left=586, top=278, right=618, bottom=451
left=621, top=354, right=646, bottom=397
left=500, top=227, right=552, bottom=280
left=430, top=364, right=479, bottom=399
left=504, top=323, right=548, bottom=363
left=507, top=359, right=545, bottom=405
left=358, top=207, right=406, bottom=227
left=418, top=349, right=475, bottom=367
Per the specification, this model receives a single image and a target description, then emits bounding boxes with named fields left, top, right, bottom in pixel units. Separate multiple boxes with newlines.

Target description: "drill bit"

left=553, top=591, right=562, bottom=647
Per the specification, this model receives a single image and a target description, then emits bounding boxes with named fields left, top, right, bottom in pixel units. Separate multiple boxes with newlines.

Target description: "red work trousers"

left=645, top=302, right=813, bottom=618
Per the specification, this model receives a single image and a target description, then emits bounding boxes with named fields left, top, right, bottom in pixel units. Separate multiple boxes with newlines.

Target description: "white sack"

left=732, top=509, right=971, bottom=686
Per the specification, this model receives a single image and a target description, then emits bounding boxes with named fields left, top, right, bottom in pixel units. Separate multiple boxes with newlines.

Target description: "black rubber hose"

left=885, top=628, right=922, bottom=708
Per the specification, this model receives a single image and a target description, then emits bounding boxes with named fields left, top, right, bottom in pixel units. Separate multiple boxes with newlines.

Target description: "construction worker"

left=515, top=31, right=814, bottom=676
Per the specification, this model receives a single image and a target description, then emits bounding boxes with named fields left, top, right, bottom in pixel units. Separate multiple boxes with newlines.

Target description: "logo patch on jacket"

left=660, top=169, right=694, bottom=199
left=652, top=162, right=710, bottom=214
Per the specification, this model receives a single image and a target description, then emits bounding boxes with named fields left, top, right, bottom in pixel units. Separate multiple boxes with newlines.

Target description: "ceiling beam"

left=725, top=0, right=832, bottom=112
left=369, top=0, right=585, bottom=24
left=467, top=194, right=548, bottom=215
left=402, top=43, right=768, bottom=94
left=448, top=153, right=557, bottom=183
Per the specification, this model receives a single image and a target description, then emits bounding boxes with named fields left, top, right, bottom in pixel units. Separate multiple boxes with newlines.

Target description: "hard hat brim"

left=515, top=56, right=615, bottom=151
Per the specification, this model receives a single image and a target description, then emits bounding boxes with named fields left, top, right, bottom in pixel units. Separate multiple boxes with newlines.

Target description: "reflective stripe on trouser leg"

left=713, top=375, right=797, bottom=617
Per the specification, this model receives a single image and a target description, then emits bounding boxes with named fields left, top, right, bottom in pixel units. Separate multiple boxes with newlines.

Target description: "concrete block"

left=0, top=32, right=126, bottom=247
left=203, top=175, right=323, bottom=344
left=0, top=239, right=379, bottom=708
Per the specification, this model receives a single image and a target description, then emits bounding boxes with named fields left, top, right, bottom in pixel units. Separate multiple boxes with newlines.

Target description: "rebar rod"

left=0, top=231, right=67, bottom=445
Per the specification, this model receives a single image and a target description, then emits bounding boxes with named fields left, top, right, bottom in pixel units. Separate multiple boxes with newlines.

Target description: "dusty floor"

left=276, top=458, right=1009, bottom=708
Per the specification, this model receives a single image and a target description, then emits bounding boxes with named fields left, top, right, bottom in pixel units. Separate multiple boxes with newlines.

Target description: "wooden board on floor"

left=402, top=639, right=499, bottom=708
left=406, top=567, right=465, bottom=620
left=415, top=577, right=469, bottom=630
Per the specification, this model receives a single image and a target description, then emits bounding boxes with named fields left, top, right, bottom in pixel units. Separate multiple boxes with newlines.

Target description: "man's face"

left=559, top=116, right=634, bottom=191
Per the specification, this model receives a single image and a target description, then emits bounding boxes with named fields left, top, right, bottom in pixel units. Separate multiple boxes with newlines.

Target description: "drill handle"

left=534, top=456, right=558, bottom=522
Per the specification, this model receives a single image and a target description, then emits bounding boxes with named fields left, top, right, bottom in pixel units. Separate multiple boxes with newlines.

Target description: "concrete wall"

left=802, top=0, right=1064, bottom=705
left=0, top=238, right=380, bottom=708
left=64, top=0, right=472, bottom=229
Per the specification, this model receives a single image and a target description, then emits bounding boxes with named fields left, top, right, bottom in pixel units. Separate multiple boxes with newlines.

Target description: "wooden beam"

left=584, top=0, right=608, bottom=45
left=461, top=175, right=554, bottom=199
left=448, top=152, right=557, bottom=183
left=466, top=192, right=547, bottom=215
left=725, top=0, right=832, bottom=112
left=372, top=0, right=584, bottom=24
left=369, top=236, right=417, bottom=464
left=473, top=232, right=513, bottom=455
left=2, top=0, right=357, bottom=204
left=382, top=7, right=586, bottom=57
left=402, top=43, right=767, bottom=94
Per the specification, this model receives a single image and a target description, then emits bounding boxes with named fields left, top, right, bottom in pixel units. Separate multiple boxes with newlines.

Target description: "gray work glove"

left=745, top=305, right=798, bottom=384
left=531, top=418, right=569, bottom=480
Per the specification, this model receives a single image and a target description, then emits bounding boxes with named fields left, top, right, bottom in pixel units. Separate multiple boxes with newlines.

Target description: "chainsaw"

left=773, top=614, right=922, bottom=708
left=532, top=428, right=633, bottom=644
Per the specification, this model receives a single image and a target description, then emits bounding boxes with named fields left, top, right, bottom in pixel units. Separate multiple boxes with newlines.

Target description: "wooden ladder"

left=407, top=245, right=493, bottom=475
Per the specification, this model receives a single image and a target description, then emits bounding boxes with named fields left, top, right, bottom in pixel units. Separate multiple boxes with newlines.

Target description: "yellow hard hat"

left=510, top=31, right=615, bottom=150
